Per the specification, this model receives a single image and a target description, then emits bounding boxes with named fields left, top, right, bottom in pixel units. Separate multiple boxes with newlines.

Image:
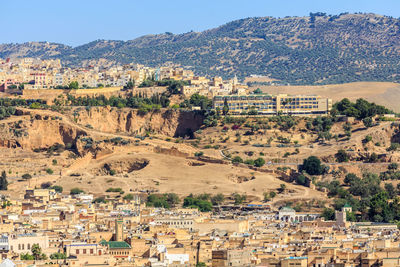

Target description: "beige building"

left=213, top=94, right=332, bottom=116
left=9, top=234, right=49, bottom=254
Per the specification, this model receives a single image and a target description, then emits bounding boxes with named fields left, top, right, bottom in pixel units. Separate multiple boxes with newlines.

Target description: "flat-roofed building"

left=213, top=94, right=332, bottom=116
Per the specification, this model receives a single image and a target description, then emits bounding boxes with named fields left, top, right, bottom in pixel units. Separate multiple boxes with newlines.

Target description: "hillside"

left=246, top=82, right=400, bottom=112
left=0, top=13, right=399, bottom=85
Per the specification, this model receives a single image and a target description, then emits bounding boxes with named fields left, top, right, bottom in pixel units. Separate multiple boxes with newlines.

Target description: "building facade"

left=213, top=94, right=332, bottom=115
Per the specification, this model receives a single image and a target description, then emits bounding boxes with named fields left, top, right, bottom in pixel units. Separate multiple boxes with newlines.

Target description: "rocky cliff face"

left=73, top=107, right=204, bottom=137
left=0, top=107, right=204, bottom=151
left=0, top=113, right=87, bottom=150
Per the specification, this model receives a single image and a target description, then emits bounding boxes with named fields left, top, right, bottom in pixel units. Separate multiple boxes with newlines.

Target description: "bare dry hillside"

left=247, top=82, right=400, bottom=112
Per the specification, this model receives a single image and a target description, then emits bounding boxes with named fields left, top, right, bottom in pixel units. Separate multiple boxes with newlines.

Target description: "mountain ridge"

left=1, top=13, right=399, bottom=85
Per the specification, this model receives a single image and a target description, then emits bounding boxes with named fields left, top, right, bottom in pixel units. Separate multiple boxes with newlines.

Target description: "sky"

left=2, top=0, right=399, bottom=46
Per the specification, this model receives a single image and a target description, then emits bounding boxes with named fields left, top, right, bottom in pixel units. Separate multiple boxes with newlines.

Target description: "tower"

left=233, top=74, right=238, bottom=85
left=115, top=218, right=124, bottom=242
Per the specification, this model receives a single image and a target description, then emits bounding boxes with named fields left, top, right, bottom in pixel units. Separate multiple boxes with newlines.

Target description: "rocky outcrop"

left=0, top=114, right=87, bottom=150
left=73, top=107, right=204, bottom=137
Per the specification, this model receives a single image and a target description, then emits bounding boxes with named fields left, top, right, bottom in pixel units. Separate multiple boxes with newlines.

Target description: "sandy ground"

left=249, top=82, right=400, bottom=112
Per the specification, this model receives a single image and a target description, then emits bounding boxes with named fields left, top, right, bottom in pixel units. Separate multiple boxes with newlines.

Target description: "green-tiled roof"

left=108, top=241, right=131, bottom=249
left=99, top=239, right=108, bottom=246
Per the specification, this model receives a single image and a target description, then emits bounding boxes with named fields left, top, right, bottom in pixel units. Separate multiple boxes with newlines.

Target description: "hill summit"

left=1, top=13, right=399, bottom=85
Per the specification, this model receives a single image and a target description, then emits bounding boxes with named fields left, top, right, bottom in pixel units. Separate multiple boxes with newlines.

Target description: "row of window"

left=226, top=106, right=318, bottom=110
left=110, top=250, right=129, bottom=256
left=76, top=248, right=95, bottom=254
left=215, top=97, right=317, bottom=101
left=14, top=243, right=32, bottom=251
left=164, top=221, right=193, bottom=225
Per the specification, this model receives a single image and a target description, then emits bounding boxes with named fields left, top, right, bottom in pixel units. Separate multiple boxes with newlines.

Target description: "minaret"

left=233, top=74, right=238, bottom=85
left=115, top=218, right=124, bottom=241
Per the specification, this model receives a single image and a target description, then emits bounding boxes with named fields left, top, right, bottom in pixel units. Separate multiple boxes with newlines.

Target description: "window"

left=83, top=249, right=86, bottom=254
left=27, top=244, right=30, bottom=250
left=90, top=249, right=94, bottom=254
left=76, top=249, right=79, bottom=254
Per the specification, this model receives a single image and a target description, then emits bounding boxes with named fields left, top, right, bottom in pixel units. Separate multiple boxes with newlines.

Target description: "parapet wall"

left=21, top=87, right=123, bottom=104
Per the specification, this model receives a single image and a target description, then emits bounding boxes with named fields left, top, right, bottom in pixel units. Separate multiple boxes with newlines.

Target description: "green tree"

left=68, top=81, right=79, bottom=89
left=51, top=185, right=63, bottom=193
left=335, top=149, right=349, bottom=163
left=346, top=211, right=357, bottom=222
left=70, top=188, right=84, bottom=195
left=183, top=194, right=212, bottom=211
left=321, top=208, right=335, bottom=220
left=50, top=252, right=66, bottom=259
left=369, top=152, right=378, bottom=163
left=222, top=99, right=229, bottom=115
left=20, top=253, right=34, bottom=260
left=231, top=156, right=243, bottom=164
left=302, top=156, right=324, bottom=175
left=253, top=88, right=262, bottom=94
left=364, top=135, right=372, bottom=143
left=295, top=174, right=307, bottom=186
left=388, top=163, right=398, bottom=171
left=123, top=194, right=134, bottom=201
left=384, top=183, right=396, bottom=199
left=125, top=79, right=135, bottom=89
left=211, top=194, right=224, bottom=206
left=232, top=193, right=246, bottom=205
left=31, top=244, right=43, bottom=260
left=254, top=158, right=265, bottom=167
left=362, top=117, right=373, bottom=128
left=369, top=192, right=391, bottom=222
left=279, top=184, right=286, bottom=193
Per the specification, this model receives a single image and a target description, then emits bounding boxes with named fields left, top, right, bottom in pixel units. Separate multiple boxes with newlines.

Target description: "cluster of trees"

left=63, top=93, right=170, bottom=114
left=183, top=194, right=213, bottom=212
left=145, top=193, right=226, bottom=211
left=180, top=93, right=213, bottom=110
left=306, top=116, right=334, bottom=141
left=49, top=252, right=67, bottom=259
left=146, top=193, right=180, bottom=209
left=268, top=115, right=297, bottom=131
left=106, top=187, right=124, bottom=194
left=20, top=244, right=47, bottom=260
left=231, top=156, right=265, bottom=167
left=332, top=98, right=392, bottom=119
left=0, top=98, right=46, bottom=107
left=138, top=79, right=188, bottom=95
left=0, top=106, right=16, bottom=120
left=319, top=169, right=400, bottom=223
left=70, top=188, right=85, bottom=195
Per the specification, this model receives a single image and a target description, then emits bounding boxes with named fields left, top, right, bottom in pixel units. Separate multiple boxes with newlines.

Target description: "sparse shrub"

left=335, top=149, right=349, bottom=163
left=51, top=185, right=63, bottom=193
left=231, top=156, right=243, bottom=164
left=254, top=158, right=265, bottom=167
left=70, top=188, right=84, bottom=195
left=22, top=173, right=32, bottom=180
left=364, top=135, right=372, bottom=143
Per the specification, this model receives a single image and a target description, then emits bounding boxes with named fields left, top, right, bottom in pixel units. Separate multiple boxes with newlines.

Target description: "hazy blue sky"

left=2, top=0, right=399, bottom=46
